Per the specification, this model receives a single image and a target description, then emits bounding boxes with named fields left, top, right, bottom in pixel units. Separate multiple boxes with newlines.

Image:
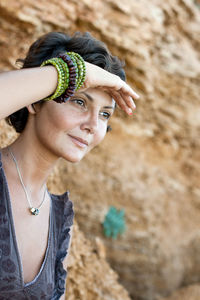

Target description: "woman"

left=0, top=32, right=139, bottom=299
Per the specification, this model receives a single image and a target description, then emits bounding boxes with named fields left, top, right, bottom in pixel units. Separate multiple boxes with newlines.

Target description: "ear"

left=26, top=104, right=37, bottom=114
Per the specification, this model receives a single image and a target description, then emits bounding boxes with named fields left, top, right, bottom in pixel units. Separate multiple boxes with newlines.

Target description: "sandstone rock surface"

left=0, top=0, right=200, bottom=299
left=161, top=284, right=200, bottom=300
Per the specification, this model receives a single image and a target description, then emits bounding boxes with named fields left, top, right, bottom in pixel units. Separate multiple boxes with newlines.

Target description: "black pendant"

left=30, top=207, right=39, bottom=216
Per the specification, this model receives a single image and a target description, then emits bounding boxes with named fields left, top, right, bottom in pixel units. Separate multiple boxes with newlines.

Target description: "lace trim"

left=52, top=192, right=74, bottom=299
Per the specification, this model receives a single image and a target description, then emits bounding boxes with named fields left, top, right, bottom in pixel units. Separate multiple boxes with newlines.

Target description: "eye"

left=100, top=111, right=111, bottom=120
left=71, top=98, right=86, bottom=107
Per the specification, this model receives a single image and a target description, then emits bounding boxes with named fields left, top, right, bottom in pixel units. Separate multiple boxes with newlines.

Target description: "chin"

left=62, top=153, right=85, bottom=163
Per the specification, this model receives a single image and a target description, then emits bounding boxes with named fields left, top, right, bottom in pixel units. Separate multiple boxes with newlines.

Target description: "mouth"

left=68, top=134, right=89, bottom=148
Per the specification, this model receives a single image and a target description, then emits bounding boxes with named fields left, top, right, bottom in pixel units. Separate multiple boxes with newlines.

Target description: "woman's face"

left=32, top=88, right=115, bottom=163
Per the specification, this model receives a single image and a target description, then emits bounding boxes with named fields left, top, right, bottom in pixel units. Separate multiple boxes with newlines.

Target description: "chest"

left=6, top=183, right=52, bottom=285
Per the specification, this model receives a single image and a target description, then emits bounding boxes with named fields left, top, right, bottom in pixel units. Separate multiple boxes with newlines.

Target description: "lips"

left=68, top=134, right=89, bottom=148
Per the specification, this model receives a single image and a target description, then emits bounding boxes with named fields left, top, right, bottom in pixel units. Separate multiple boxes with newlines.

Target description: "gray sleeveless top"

left=0, top=151, right=74, bottom=299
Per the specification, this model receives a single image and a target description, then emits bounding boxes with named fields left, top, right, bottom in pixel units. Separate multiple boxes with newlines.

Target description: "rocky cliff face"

left=0, top=0, right=200, bottom=299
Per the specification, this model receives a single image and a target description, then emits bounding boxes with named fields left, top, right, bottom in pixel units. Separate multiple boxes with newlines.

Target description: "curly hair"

left=6, top=31, right=126, bottom=133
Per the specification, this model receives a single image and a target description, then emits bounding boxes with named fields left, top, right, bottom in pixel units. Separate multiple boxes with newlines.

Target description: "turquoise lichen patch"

left=102, top=206, right=126, bottom=239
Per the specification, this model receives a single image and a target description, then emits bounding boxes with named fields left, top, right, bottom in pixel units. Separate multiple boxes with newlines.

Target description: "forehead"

left=75, top=88, right=115, bottom=108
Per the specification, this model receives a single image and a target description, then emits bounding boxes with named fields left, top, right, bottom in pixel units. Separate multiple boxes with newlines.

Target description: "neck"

left=5, top=131, right=60, bottom=195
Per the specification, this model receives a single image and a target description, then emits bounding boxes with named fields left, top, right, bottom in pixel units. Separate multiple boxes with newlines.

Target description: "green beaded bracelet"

left=58, top=59, right=70, bottom=92
left=41, top=57, right=67, bottom=101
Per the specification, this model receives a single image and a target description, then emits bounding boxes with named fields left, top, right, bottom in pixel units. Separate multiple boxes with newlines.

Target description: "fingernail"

left=132, top=101, right=136, bottom=109
left=128, top=108, right=133, bottom=115
left=129, top=97, right=136, bottom=109
left=134, top=93, right=140, bottom=99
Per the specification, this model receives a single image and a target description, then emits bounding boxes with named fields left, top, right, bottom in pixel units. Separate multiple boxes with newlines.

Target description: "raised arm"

left=0, top=62, right=139, bottom=121
left=0, top=66, right=57, bottom=120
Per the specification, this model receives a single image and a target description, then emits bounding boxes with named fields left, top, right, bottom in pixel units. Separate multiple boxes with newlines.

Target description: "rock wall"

left=0, top=0, right=200, bottom=299
left=162, top=284, right=200, bottom=300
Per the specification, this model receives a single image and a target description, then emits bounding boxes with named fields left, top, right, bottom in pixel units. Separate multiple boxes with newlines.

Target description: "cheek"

left=39, top=106, right=79, bottom=134
left=88, top=124, right=107, bottom=151
left=33, top=109, right=73, bottom=148
left=46, top=109, right=72, bottom=131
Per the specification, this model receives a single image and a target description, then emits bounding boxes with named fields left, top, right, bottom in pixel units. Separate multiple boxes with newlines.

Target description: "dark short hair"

left=6, top=31, right=125, bottom=133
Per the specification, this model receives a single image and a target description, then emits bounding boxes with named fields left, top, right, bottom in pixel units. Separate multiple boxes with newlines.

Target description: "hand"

left=80, top=62, right=140, bottom=115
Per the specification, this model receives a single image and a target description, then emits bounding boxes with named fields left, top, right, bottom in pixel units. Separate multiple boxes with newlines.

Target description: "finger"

left=111, top=90, right=134, bottom=115
left=121, top=83, right=140, bottom=100
left=100, top=86, right=136, bottom=111
left=119, top=90, right=136, bottom=110
left=113, top=76, right=140, bottom=100
left=85, top=62, right=140, bottom=100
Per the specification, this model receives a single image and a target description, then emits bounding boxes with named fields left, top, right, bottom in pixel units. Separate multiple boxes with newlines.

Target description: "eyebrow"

left=81, top=92, right=115, bottom=110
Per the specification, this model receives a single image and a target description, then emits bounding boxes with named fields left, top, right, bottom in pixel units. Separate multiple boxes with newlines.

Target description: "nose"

left=80, top=111, right=99, bottom=134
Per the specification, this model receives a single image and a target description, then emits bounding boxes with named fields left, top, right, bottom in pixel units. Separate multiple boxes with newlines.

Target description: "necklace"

left=8, top=147, right=47, bottom=216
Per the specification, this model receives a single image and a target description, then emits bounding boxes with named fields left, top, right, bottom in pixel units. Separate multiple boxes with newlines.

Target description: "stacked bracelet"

left=55, top=53, right=77, bottom=103
left=67, top=52, right=86, bottom=90
left=41, top=57, right=68, bottom=100
left=41, top=51, right=86, bottom=103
